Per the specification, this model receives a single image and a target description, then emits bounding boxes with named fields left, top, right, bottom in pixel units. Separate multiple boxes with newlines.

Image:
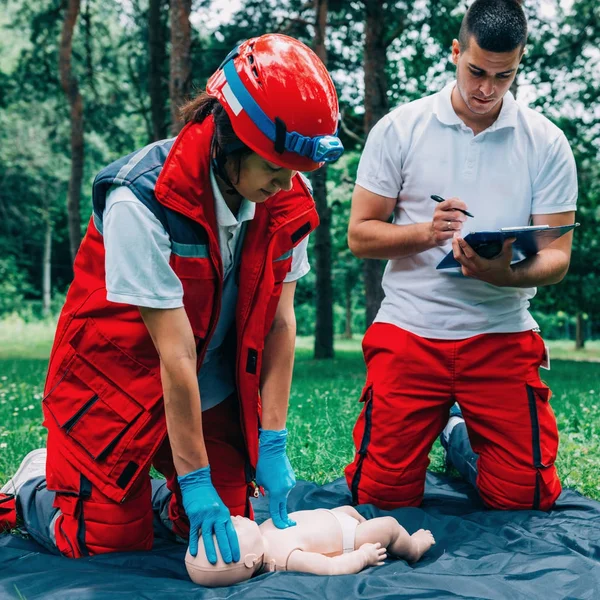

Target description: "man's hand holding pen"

left=429, top=196, right=469, bottom=245
left=452, top=236, right=517, bottom=287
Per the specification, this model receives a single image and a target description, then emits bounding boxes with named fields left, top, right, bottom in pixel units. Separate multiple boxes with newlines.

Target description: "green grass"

left=1, top=322, right=599, bottom=501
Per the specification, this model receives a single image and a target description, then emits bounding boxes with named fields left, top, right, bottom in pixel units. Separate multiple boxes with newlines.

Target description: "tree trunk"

left=575, top=311, right=585, bottom=349
left=149, top=0, right=168, bottom=141
left=43, top=214, right=52, bottom=318
left=59, top=0, right=84, bottom=264
left=312, top=0, right=334, bottom=359
left=362, top=0, right=388, bottom=327
left=169, top=0, right=192, bottom=136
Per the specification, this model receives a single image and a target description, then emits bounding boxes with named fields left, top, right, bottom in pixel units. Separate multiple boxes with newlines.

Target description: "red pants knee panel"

left=0, top=494, right=17, bottom=531
left=53, top=468, right=154, bottom=558
left=477, top=456, right=561, bottom=511
left=346, top=456, right=427, bottom=509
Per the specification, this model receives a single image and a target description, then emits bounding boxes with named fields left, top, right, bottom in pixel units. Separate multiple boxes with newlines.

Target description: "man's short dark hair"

left=458, top=0, right=527, bottom=53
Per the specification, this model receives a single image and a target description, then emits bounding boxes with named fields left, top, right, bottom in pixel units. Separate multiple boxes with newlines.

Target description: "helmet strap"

left=274, top=118, right=287, bottom=154
left=212, top=150, right=232, bottom=184
left=211, top=139, right=247, bottom=195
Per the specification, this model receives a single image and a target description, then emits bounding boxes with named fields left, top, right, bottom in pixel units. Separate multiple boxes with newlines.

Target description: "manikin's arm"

left=286, top=543, right=386, bottom=576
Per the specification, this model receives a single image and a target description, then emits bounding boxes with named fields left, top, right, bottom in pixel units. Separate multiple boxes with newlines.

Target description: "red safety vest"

left=42, top=118, right=319, bottom=504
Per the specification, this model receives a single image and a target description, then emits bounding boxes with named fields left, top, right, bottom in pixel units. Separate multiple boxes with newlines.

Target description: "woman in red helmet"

left=0, top=34, right=342, bottom=563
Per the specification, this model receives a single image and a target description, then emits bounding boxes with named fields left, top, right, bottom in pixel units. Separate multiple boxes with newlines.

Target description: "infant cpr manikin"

left=185, top=507, right=435, bottom=587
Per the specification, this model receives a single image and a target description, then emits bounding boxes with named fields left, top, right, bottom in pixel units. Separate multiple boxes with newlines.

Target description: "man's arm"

left=452, top=211, right=575, bottom=288
left=260, top=281, right=297, bottom=429
left=286, top=543, right=386, bottom=576
left=139, top=306, right=208, bottom=474
left=348, top=184, right=469, bottom=260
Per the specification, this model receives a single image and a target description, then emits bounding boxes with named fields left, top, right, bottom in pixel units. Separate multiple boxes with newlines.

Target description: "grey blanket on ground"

left=1, top=472, right=599, bottom=599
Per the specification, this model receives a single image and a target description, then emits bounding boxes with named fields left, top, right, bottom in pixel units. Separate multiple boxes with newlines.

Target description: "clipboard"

left=436, top=223, right=579, bottom=270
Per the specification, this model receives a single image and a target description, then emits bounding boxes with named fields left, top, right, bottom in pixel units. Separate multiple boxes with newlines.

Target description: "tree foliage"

left=0, top=0, right=598, bottom=345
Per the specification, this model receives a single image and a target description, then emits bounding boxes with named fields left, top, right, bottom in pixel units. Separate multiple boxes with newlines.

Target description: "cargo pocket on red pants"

left=43, top=355, right=143, bottom=463
left=526, top=379, right=560, bottom=509
left=526, top=380, right=558, bottom=468
left=350, top=382, right=374, bottom=505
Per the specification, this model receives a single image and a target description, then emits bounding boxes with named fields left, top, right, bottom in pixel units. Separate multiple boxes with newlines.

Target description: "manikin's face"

left=185, top=516, right=264, bottom=587
left=451, top=36, right=523, bottom=120
left=227, top=153, right=296, bottom=204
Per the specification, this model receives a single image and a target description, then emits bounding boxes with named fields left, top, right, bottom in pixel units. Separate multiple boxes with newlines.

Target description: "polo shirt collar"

left=433, top=80, right=519, bottom=132
left=209, top=168, right=256, bottom=227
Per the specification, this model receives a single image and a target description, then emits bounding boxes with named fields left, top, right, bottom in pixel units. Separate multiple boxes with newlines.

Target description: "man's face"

left=452, top=35, right=523, bottom=118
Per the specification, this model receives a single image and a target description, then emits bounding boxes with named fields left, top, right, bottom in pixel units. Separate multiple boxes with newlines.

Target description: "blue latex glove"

left=256, top=428, right=297, bottom=529
left=178, top=465, right=240, bottom=564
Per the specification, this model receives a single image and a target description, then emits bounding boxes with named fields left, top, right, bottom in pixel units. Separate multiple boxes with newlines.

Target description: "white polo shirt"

left=101, top=171, right=310, bottom=410
left=356, top=81, right=577, bottom=339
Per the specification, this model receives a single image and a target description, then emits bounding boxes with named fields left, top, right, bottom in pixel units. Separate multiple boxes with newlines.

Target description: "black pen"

left=431, top=195, right=474, bottom=218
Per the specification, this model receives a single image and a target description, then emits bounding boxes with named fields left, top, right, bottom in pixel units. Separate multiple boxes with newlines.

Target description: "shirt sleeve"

left=531, top=132, right=578, bottom=215
left=103, top=186, right=184, bottom=308
left=284, top=234, right=310, bottom=283
left=355, top=115, right=403, bottom=199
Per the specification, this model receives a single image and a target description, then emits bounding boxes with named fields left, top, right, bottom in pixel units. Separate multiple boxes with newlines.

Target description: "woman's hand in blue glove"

left=177, top=465, right=240, bottom=564
left=256, top=428, right=297, bottom=529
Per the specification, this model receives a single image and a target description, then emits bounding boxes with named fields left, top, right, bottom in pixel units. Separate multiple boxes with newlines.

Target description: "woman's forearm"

left=161, top=355, right=209, bottom=475
left=260, top=315, right=296, bottom=430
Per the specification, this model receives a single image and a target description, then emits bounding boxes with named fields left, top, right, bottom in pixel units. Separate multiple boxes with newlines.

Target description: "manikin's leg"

left=354, top=516, right=434, bottom=563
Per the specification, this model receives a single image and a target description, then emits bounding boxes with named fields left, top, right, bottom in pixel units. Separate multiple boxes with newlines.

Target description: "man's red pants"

left=345, top=324, right=561, bottom=511
left=49, top=395, right=251, bottom=557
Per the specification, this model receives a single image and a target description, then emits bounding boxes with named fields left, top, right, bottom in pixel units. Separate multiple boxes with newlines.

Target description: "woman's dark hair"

left=179, top=92, right=253, bottom=184
left=458, top=0, right=527, bottom=53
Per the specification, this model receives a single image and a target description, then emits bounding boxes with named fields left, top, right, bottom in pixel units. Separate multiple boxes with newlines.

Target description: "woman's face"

left=228, top=152, right=297, bottom=203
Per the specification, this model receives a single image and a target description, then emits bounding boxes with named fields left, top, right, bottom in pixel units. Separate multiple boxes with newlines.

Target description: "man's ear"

left=519, top=44, right=527, bottom=61
left=451, top=39, right=460, bottom=66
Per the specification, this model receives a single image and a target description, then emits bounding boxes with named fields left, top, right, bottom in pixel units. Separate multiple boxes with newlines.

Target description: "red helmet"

left=206, top=34, right=343, bottom=172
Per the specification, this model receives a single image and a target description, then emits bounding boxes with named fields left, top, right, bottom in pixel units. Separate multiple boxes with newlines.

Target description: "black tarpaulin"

left=1, top=473, right=599, bottom=599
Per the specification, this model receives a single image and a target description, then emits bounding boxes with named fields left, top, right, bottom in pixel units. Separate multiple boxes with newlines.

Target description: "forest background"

left=1, top=0, right=599, bottom=356
left=1, top=0, right=599, bottom=499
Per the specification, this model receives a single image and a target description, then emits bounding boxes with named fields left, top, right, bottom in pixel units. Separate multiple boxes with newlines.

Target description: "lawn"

left=0, top=321, right=599, bottom=500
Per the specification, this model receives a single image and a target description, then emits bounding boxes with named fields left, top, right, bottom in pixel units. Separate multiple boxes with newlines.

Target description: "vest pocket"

left=170, top=254, right=216, bottom=339
left=43, top=354, right=143, bottom=462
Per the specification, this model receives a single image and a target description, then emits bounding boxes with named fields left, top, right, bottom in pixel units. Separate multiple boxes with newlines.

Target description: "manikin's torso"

left=259, top=509, right=351, bottom=571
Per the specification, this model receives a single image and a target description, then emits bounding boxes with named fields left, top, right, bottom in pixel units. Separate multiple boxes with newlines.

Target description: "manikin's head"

left=452, top=0, right=527, bottom=120
left=185, top=516, right=265, bottom=587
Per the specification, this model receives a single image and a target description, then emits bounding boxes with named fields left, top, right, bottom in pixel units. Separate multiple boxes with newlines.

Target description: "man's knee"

left=346, top=456, right=427, bottom=510
left=477, top=458, right=561, bottom=511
